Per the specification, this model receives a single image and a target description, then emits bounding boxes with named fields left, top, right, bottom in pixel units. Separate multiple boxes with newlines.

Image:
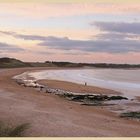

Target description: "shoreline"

left=27, top=68, right=140, bottom=99
left=13, top=67, right=122, bottom=95
left=14, top=71, right=140, bottom=116
left=0, top=67, right=140, bottom=136
left=38, top=79, right=121, bottom=95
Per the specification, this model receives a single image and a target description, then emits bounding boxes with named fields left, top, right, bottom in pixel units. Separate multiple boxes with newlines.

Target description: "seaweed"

left=120, top=112, right=140, bottom=119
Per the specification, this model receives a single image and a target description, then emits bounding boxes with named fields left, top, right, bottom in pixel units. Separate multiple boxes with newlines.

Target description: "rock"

left=81, top=102, right=115, bottom=106
left=59, top=93, right=128, bottom=107
left=120, top=112, right=140, bottom=119
left=81, top=102, right=102, bottom=106
left=16, top=79, right=25, bottom=85
left=108, top=96, right=128, bottom=100
left=71, top=95, right=86, bottom=102
left=87, top=95, right=108, bottom=101
left=14, top=77, right=128, bottom=108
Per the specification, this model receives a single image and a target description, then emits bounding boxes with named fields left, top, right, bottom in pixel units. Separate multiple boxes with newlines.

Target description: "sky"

left=0, top=0, right=140, bottom=63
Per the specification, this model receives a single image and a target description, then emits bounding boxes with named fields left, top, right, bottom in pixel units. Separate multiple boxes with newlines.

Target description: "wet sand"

left=38, top=79, right=121, bottom=95
left=0, top=67, right=140, bottom=137
left=136, top=96, right=140, bottom=102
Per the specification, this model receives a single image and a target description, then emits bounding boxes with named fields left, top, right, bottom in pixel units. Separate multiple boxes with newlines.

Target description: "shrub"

left=0, top=122, right=30, bottom=137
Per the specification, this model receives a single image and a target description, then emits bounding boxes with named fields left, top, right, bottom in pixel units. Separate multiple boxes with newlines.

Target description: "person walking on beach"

left=85, top=82, right=87, bottom=86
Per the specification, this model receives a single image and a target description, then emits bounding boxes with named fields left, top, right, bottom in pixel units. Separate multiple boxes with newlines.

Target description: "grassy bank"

left=0, top=57, right=140, bottom=69
left=0, top=122, right=30, bottom=137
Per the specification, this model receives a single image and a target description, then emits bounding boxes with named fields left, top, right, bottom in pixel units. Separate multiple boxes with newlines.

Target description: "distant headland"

left=0, top=57, right=140, bottom=69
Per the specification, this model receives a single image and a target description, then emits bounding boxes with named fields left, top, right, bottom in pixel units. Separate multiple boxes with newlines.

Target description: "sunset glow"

left=0, top=0, right=140, bottom=63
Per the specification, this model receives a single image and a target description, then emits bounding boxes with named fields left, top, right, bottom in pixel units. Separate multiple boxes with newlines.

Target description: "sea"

left=28, top=68, right=140, bottom=99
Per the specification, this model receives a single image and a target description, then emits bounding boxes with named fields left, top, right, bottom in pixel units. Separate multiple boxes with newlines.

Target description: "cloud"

left=0, top=31, right=47, bottom=41
left=39, top=36, right=140, bottom=53
left=93, top=32, right=140, bottom=40
left=0, top=42, right=24, bottom=53
left=92, top=21, right=140, bottom=34
left=15, top=34, right=47, bottom=41
left=1, top=30, right=140, bottom=54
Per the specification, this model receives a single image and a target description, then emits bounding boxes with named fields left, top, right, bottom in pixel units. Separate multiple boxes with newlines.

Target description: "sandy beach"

left=38, top=79, right=121, bottom=95
left=136, top=96, right=140, bottom=102
left=0, top=67, right=140, bottom=137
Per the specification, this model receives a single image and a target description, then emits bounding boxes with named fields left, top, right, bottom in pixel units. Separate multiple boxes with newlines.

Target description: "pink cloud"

left=0, top=3, right=139, bottom=20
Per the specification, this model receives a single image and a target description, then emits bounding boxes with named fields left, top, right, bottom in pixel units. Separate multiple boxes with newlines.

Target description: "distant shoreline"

left=1, top=57, right=140, bottom=69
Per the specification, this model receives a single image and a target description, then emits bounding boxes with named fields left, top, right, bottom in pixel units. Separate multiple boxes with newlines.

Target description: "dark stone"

left=60, top=93, right=128, bottom=103
left=81, top=102, right=115, bottom=106
left=108, top=96, right=128, bottom=100
left=71, top=95, right=86, bottom=102
left=120, top=112, right=140, bottom=119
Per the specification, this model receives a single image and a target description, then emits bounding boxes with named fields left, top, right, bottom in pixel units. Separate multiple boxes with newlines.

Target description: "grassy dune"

left=0, top=122, right=30, bottom=137
left=0, top=57, right=140, bottom=68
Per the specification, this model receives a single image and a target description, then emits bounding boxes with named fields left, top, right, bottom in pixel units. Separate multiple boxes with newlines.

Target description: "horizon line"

left=0, top=57, right=140, bottom=65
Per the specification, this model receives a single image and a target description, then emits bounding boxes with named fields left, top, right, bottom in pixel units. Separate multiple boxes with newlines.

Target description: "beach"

left=0, top=67, right=140, bottom=137
left=38, top=80, right=121, bottom=95
left=29, top=68, right=140, bottom=98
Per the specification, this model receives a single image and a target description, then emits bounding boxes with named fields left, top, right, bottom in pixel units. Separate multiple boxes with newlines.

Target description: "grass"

left=0, top=122, right=30, bottom=137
